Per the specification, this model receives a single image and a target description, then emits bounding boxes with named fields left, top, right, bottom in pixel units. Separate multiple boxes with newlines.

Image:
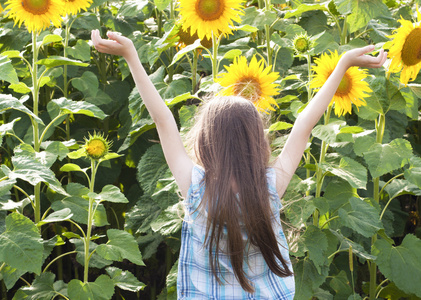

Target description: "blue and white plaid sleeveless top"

left=177, top=165, right=295, bottom=299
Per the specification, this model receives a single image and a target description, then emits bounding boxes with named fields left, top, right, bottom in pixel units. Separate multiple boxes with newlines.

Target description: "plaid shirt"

left=177, top=165, right=295, bottom=299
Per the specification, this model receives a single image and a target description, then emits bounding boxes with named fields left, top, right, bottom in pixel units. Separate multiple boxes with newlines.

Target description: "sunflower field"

left=0, top=0, right=421, bottom=298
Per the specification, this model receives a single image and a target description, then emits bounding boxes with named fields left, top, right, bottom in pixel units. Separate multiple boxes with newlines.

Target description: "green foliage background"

left=0, top=0, right=421, bottom=299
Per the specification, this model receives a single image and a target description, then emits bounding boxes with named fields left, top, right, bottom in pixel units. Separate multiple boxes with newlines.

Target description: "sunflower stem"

left=307, top=53, right=313, bottom=100
left=64, top=26, right=73, bottom=183
left=192, top=49, right=199, bottom=93
left=156, top=9, right=163, bottom=38
left=170, top=0, right=175, bottom=19
left=265, top=25, right=272, bottom=67
left=32, top=32, right=40, bottom=152
left=341, top=15, right=348, bottom=45
left=328, top=13, right=343, bottom=44
left=211, top=32, right=219, bottom=81
left=31, top=31, right=43, bottom=226
left=313, top=105, right=332, bottom=227
left=303, top=52, right=317, bottom=193
left=84, top=159, right=98, bottom=283
left=369, top=113, right=386, bottom=300
left=63, top=18, right=72, bottom=157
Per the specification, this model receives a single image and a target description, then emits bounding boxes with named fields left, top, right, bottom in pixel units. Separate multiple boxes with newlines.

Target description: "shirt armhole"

left=268, top=168, right=283, bottom=211
left=184, top=165, right=205, bottom=214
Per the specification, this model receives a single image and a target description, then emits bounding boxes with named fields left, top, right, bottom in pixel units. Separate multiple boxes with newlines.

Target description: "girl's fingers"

left=107, top=31, right=121, bottom=42
left=353, top=45, right=375, bottom=57
left=91, top=29, right=104, bottom=48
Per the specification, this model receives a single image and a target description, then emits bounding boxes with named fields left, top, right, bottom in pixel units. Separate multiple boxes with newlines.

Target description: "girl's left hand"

left=340, top=45, right=387, bottom=69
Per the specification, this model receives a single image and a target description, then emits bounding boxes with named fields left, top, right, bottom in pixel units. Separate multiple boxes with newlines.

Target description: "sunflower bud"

left=84, top=132, right=111, bottom=160
left=293, top=33, right=313, bottom=54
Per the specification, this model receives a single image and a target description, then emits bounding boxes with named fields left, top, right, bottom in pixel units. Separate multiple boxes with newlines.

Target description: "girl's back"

left=178, top=165, right=295, bottom=299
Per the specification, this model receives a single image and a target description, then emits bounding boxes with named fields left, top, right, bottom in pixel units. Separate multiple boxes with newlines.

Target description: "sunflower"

left=385, top=15, right=421, bottom=85
left=311, top=50, right=372, bottom=117
left=62, top=0, right=92, bottom=16
left=178, top=0, right=244, bottom=40
left=4, top=0, right=64, bottom=33
left=217, top=55, right=280, bottom=112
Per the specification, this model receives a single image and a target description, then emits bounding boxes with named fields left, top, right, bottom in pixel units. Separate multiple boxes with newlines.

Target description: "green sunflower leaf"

left=96, top=229, right=145, bottom=266
left=9, top=144, right=67, bottom=195
left=37, top=208, right=73, bottom=226
left=363, top=138, right=413, bottom=178
left=373, top=234, right=421, bottom=297
left=320, top=157, right=367, bottom=190
left=68, top=275, right=114, bottom=300
left=268, top=121, right=293, bottom=132
left=404, top=156, right=421, bottom=189
left=150, top=202, right=183, bottom=235
left=0, top=55, right=19, bottom=84
left=14, top=272, right=67, bottom=300
left=106, top=267, right=146, bottom=292
left=0, top=94, right=44, bottom=124
left=93, top=185, right=129, bottom=204
left=51, top=197, right=109, bottom=227
left=0, top=213, right=43, bottom=274
left=284, top=3, right=327, bottom=18
left=294, top=257, right=329, bottom=300
left=47, top=97, right=106, bottom=120
left=36, top=56, right=89, bottom=69
left=338, top=197, right=383, bottom=237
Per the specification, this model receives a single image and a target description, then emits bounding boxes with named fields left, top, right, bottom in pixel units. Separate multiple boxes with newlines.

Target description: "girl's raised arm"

left=273, top=46, right=387, bottom=197
left=91, top=30, right=193, bottom=197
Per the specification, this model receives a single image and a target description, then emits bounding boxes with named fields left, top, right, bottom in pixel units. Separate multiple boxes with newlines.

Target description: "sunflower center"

left=234, top=77, right=262, bottom=102
left=294, top=37, right=309, bottom=53
left=336, top=73, right=352, bottom=96
left=86, top=139, right=107, bottom=157
left=401, top=28, right=421, bottom=67
left=21, top=0, right=50, bottom=14
left=196, top=0, right=225, bottom=21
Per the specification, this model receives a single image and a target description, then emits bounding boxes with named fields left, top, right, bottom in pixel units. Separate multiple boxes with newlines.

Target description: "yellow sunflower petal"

left=62, top=0, right=92, bottom=16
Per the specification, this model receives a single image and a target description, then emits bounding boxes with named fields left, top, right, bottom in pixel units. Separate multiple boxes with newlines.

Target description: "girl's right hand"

left=91, top=29, right=136, bottom=58
left=340, top=45, right=387, bottom=70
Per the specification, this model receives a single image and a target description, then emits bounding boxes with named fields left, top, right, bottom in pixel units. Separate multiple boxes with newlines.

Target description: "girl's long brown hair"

left=189, top=96, right=293, bottom=293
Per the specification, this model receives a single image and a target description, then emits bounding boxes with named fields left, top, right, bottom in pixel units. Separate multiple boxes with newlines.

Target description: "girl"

left=91, top=29, right=387, bottom=299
